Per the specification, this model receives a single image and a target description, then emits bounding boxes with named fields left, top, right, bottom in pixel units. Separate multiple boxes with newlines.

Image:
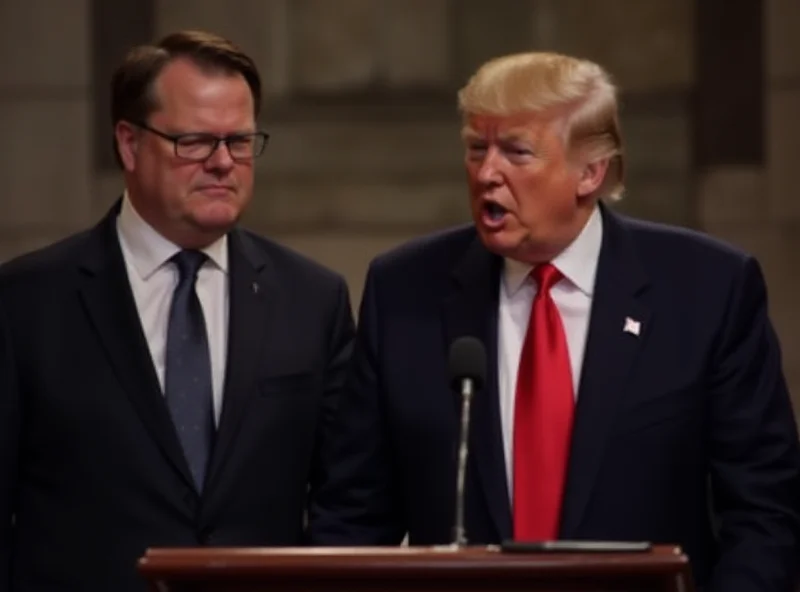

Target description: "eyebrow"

left=460, top=126, right=533, bottom=143
left=460, top=127, right=482, bottom=142
left=194, top=130, right=258, bottom=136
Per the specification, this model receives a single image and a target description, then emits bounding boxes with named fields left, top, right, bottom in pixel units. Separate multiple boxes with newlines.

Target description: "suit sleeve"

left=307, top=275, right=355, bottom=507
left=0, top=297, right=19, bottom=591
left=307, top=264, right=407, bottom=545
left=707, top=257, right=800, bottom=592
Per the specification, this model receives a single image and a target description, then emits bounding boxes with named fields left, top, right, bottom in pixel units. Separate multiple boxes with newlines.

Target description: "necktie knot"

left=532, top=262, right=562, bottom=293
left=172, top=250, right=207, bottom=284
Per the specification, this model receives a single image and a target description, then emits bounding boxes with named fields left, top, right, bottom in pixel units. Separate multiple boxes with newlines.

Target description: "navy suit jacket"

left=309, top=207, right=800, bottom=591
left=0, top=203, right=354, bottom=592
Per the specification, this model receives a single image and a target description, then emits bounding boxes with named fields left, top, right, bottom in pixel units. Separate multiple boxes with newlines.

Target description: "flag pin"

left=623, top=316, right=641, bottom=337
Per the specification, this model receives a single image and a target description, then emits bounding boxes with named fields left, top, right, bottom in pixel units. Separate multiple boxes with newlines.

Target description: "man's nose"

left=204, top=140, right=235, bottom=170
left=475, top=147, right=502, bottom=184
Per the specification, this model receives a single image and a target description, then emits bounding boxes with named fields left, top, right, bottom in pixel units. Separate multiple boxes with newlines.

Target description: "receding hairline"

left=112, top=31, right=262, bottom=122
left=152, top=54, right=253, bottom=89
left=144, top=55, right=257, bottom=121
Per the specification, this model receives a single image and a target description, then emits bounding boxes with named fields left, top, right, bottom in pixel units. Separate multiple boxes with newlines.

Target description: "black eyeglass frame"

left=131, top=121, right=270, bottom=162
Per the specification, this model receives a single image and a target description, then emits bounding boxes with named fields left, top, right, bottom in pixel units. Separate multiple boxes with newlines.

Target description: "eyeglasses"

left=133, top=121, right=269, bottom=162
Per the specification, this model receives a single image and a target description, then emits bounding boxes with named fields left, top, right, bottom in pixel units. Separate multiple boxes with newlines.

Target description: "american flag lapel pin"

left=623, top=316, right=641, bottom=337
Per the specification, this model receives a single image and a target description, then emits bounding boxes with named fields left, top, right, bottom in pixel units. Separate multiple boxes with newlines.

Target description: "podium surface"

left=138, top=544, right=694, bottom=592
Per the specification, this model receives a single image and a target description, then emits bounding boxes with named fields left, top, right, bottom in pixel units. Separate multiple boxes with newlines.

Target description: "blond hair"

left=458, top=52, right=624, bottom=201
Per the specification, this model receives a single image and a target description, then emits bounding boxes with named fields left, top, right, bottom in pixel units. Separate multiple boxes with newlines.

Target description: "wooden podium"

left=138, top=544, right=694, bottom=592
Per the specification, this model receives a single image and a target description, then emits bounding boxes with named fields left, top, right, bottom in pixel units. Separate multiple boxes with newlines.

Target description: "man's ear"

left=576, top=157, right=610, bottom=197
left=114, top=121, right=139, bottom=172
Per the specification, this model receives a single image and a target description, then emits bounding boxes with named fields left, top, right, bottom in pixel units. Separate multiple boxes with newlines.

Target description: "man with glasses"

left=0, top=30, right=354, bottom=592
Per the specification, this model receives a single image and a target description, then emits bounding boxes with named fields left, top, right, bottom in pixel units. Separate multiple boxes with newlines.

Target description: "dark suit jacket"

left=0, top=204, right=354, bottom=592
left=309, top=206, right=800, bottom=591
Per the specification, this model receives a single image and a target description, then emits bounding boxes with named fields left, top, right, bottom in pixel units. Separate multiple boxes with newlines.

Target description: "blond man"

left=310, top=52, right=800, bottom=591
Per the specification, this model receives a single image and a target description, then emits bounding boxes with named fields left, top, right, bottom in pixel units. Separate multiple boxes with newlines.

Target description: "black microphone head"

left=448, top=336, right=487, bottom=391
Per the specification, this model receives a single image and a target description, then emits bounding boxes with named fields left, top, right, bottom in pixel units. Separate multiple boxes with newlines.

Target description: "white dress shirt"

left=116, top=196, right=229, bottom=424
left=497, top=205, right=603, bottom=495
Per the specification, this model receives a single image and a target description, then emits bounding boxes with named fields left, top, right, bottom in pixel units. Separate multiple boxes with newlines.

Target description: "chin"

left=475, top=227, right=521, bottom=259
left=201, top=197, right=240, bottom=214
left=196, top=214, right=239, bottom=232
left=192, top=204, right=241, bottom=231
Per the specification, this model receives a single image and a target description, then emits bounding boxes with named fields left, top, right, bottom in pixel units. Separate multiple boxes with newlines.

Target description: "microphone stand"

left=452, top=377, right=474, bottom=548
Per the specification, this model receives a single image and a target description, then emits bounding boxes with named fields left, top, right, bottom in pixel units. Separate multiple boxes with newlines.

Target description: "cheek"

left=173, top=165, right=207, bottom=192
left=237, top=163, right=254, bottom=181
left=505, top=169, right=543, bottom=208
left=514, top=166, right=575, bottom=205
left=140, top=152, right=182, bottom=185
left=234, top=165, right=255, bottom=195
left=139, top=158, right=169, bottom=196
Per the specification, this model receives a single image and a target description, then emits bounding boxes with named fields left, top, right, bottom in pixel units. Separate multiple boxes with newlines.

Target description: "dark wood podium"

left=138, top=544, right=694, bottom=592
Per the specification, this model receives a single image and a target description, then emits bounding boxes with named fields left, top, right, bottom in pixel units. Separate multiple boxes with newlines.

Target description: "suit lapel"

left=204, top=229, right=274, bottom=493
left=559, top=208, right=652, bottom=537
left=443, top=236, right=513, bottom=541
left=78, top=206, right=195, bottom=490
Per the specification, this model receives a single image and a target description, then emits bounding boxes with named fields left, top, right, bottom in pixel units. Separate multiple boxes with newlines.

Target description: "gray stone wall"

left=2, top=0, right=799, bottom=419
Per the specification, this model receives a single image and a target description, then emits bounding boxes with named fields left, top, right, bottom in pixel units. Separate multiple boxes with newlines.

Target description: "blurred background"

left=1, top=0, right=798, bottom=418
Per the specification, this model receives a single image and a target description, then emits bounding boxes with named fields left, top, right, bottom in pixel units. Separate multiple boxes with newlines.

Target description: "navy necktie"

left=165, top=249, right=214, bottom=492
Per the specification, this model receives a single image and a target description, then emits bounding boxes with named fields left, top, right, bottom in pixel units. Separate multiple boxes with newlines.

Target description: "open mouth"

left=483, top=202, right=509, bottom=222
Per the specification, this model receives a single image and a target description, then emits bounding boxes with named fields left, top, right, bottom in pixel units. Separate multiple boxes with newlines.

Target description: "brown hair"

left=110, top=30, right=262, bottom=165
left=458, top=52, right=624, bottom=201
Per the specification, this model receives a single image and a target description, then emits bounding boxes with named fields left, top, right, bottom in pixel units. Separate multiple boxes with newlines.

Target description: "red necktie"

left=513, top=263, right=575, bottom=541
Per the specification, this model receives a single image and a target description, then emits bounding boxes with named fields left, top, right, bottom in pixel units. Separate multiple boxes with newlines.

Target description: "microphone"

left=448, top=336, right=487, bottom=548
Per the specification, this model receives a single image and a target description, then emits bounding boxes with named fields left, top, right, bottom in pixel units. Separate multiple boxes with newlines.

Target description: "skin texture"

left=115, top=57, right=257, bottom=249
left=463, top=112, right=608, bottom=264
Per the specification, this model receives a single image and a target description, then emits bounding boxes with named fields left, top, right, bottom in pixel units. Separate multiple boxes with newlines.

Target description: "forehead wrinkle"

left=497, top=127, right=535, bottom=142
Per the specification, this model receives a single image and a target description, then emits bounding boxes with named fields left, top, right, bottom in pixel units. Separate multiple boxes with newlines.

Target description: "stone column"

left=0, top=0, right=93, bottom=260
left=91, top=0, right=155, bottom=212
left=694, top=0, right=765, bottom=245
left=695, top=0, right=800, bottom=418
left=765, top=0, right=800, bottom=415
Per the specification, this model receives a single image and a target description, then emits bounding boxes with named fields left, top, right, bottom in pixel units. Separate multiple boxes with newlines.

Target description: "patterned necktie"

left=164, top=249, right=214, bottom=492
left=513, top=262, right=575, bottom=540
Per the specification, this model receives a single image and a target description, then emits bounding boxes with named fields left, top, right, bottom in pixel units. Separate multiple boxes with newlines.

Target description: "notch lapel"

left=559, top=209, right=652, bottom=537
left=204, top=229, right=274, bottom=493
left=443, top=235, right=513, bottom=541
left=78, top=207, right=195, bottom=491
